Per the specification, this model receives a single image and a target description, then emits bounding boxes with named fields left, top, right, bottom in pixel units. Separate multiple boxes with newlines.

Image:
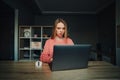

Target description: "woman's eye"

left=57, top=27, right=65, bottom=30
left=57, top=27, right=60, bottom=29
left=63, top=28, right=65, bottom=30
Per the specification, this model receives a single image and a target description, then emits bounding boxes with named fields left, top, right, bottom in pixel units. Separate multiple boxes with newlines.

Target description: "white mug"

left=35, top=61, right=42, bottom=68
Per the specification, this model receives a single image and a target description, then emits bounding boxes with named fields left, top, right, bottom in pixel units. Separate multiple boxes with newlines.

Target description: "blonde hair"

left=51, top=18, right=68, bottom=39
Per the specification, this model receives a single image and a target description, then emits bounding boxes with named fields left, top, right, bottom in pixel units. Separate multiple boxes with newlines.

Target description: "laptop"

left=49, top=44, right=92, bottom=71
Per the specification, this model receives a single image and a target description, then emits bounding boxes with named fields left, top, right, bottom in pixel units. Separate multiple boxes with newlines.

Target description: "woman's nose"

left=60, top=29, right=63, bottom=31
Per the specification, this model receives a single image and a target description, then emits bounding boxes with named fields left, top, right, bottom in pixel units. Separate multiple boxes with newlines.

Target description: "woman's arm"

left=40, top=39, right=52, bottom=63
left=67, top=38, right=74, bottom=45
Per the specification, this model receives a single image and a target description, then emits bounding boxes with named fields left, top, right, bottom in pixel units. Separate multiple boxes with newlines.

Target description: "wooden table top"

left=0, top=61, right=120, bottom=80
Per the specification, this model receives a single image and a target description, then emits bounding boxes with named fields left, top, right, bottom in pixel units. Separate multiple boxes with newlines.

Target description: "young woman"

left=40, top=18, right=74, bottom=63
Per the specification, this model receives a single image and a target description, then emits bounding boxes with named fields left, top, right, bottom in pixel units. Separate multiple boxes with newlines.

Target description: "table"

left=0, top=61, right=120, bottom=80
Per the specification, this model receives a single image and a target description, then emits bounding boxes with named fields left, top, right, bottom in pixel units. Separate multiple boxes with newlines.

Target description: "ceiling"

left=2, top=0, right=115, bottom=15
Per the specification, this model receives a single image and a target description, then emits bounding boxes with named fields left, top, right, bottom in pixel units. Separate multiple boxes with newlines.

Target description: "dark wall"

left=0, top=0, right=35, bottom=60
left=2, top=0, right=36, bottom=25
left=0, top=0, right=14, bottom=60
left=116, top=0, right=120, bottom=66
left=19, top=10, right=35, bottom=25
left=116, top=0, right=120, bottom=48
left=97, top=2, right=116, bottom=64
left=117, top=25, right=120, bottom=48
left=116, top=0, right=120, bottom=25
left=35, top=15, right=97, bottom=46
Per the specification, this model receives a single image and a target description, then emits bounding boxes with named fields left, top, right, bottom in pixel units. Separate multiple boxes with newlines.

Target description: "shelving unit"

left=18, top=26, right=52, bottom=61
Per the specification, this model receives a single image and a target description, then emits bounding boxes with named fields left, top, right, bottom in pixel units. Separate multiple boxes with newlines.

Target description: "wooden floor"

left=0, top=61, right=120, bottom=80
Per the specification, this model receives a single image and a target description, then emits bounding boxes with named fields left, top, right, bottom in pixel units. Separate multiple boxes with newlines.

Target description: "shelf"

left=18, top=26, right=52, bottom=61
left=19, top=48, right=30, bottom=50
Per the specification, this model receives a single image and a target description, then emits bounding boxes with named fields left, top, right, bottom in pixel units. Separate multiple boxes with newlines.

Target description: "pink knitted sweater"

left=40, top=38, right=74, bottom=63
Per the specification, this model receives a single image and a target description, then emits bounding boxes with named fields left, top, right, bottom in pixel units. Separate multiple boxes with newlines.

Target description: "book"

left=31, top=42, right=41, bottom=49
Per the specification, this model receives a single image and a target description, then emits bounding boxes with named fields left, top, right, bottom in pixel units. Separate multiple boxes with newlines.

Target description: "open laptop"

left=49, top=44, right=92, bottom=71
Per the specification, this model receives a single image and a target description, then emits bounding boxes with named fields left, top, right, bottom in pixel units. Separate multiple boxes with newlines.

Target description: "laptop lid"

left=49, top=44, right=92, bottom=71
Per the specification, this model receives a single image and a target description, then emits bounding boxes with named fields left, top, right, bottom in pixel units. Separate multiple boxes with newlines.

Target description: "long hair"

left=51, top=18, right=68, bottom=39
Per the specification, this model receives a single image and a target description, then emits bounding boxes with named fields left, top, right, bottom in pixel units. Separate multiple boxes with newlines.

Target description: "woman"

left=40, top=18, right=74, bottom=63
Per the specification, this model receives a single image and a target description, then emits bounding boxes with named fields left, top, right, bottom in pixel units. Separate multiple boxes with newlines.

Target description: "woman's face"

left=56, top=22, right=65, bottom=38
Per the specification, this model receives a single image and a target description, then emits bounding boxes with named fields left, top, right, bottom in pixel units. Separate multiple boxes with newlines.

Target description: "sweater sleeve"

left=40, top=39, right=52, bottom=63
left=67, top=38, right=74, bottom=45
